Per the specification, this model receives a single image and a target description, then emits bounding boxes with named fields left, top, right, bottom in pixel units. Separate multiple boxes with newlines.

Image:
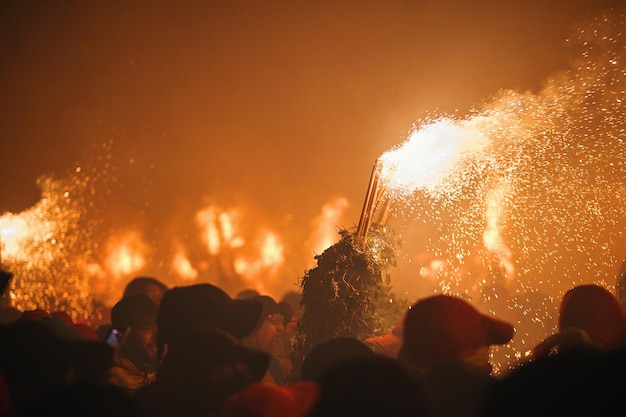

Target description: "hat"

left=248, top=295, right=292, bottom=329
left=221, top=382, right=319, bottom=417
left=157, top=284, right=262, bottom=344
left=110, top=294, right=158, bottom=329
left=558, top=284, right=626, bottom=349
left=158, top=327, right=270, bottom=388
left=364, top=313, right=406, bottom=358
left=403, top=295, right=514, bottom=368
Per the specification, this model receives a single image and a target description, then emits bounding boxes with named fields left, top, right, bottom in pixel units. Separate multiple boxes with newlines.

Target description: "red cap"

left=403, top=294, right=514, bottom=368
left=221, top=382, right=319, bottom=417
left=559, top=284, right=626, bottom=350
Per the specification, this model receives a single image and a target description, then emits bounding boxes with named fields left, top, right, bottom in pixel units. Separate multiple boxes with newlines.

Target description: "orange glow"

left=379, top=118, right=489, bottom=197
left=483, top=182, right=515, bottom=282
left=105, top=232, right=147, bottom=279
left=195, top=206, right=245, bottom=255
left=196, top=206, right=221, bottom=255
left=259, top=231, right=285, bottom=269
left=172, top=248, right=198, bottom=280
left=310, top=197, right=349, bottom=257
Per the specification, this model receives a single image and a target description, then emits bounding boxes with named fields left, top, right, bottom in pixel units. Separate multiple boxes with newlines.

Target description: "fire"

left=259, top=231, right=285, bottom=268
left=310, top=197, right=349, bottom=257
left=0, top=215, right=29, bottom=261
left=233, top=230, right=285, bottom=290
left=378, top=118, right=489, bottom=197
left=195, top=206, right=244, bottom=254
left=171, top=247, right=198, bottom=280
left=483, top=181, right=515, bottom=282
left=105, top=231, right=147, bottom=279
left=196, top=206, right=221, bottom=255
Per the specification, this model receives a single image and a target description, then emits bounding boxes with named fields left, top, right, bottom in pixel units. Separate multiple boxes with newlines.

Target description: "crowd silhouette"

left=1, top=260, right=625, bottom=417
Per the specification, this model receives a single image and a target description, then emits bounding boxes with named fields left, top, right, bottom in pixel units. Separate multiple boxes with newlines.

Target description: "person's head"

left=157, top=283, right=262, bottom=361
left=306, top=355, right=424, bottom=417
left=111, top=294, right=159, bottom=367
left=403, top=294, right=514, bottom=373
left=123, top=276, right=169, bottom=305
left=300, top=337, right=376, bottom=382
left=158, top=327, right=270, bottom=415
left=558, top=284, right=626, bottom=350
left=280, top=291, right=303, bottom=320
left=244, top=295, right=292, bottom=351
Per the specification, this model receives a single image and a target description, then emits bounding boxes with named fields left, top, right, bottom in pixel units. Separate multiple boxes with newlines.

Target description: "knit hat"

left=221, top=382, right=319, bottom=417
left=558, top=284, right=626, bottom=350
left=403, top=294, right=514, bottom=369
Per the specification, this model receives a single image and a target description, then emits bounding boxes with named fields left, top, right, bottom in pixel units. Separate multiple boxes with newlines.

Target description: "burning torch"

left=355, top=159, right=394, bottom=248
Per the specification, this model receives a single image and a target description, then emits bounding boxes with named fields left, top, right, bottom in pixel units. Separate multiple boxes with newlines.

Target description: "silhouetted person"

left=135, top=327, right=269, bottom=417
left=123, top=276, right=169, bottom=306
left=242, top=295, right=292, bottom=385
left=305, top=355, right=425, bottom=417
left=109, top=294, right=159, bottom=393
left=299, top=337, right=376, bottom=382
left=533, top=284, right=626, bottom=358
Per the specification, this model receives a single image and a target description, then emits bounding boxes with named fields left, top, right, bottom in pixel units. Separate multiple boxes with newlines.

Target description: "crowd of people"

left=0, top=266, right=625, bottom=417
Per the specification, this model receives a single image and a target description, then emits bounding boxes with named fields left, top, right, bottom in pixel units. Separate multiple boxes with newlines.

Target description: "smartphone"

left=105, top=327, right=128, bottom=349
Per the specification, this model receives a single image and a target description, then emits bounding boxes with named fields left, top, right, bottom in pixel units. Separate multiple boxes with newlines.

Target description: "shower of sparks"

left=0, top=176, right=93, bottom=318
left=379, top=118, right=491, bottom=199
left=375, top=12, right=626, bottom=373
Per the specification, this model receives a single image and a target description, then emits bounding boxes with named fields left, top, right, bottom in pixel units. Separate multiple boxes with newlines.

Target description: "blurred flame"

left=0, top=215, right=29, bottom=261
left=195, top=205, right=244, bottom=254
left=483, top=182, right=515, bottom=282
left=259, top=231, right=285, bottom=268
left=234, top=230, right=285, bottom=287
left=379, top=118, right=489, bottom=195
left=172, top=247, right=198, bottom=280
left=196, top=206, right=221, bottom=255
left=105, top=231, right=147, bottom=279
left=310, top=197, right=349, bottom=256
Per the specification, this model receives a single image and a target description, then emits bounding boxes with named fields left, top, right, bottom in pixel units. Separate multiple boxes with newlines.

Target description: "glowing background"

left=0, top=0, right=625, bottom=359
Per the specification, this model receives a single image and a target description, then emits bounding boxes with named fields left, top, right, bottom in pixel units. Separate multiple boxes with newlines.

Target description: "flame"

left=310, top=197, right=349, bottom=256
left=233, top=230, right=285, bottom=286
left=379, top=118, right=489, bottom=196
left=483, top=182, right=515, bottom=282
left=105, top=231, right=147, bottom=279
left=0, top=215, right=30, bottom=261
left=195, top=205, right=244, bottom=254
left=172, top=247, right=198, bottom=280
left=196, top=206, right=221, bottom=255
left=259, top=231, right=285, bottom=268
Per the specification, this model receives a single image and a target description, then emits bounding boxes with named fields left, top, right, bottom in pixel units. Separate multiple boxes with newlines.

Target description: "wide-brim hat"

left=159, top=327, right=270, bottom=385
left=158, top=284, right=262, bottom=344
left=403, top=294, right=514, bottom=368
